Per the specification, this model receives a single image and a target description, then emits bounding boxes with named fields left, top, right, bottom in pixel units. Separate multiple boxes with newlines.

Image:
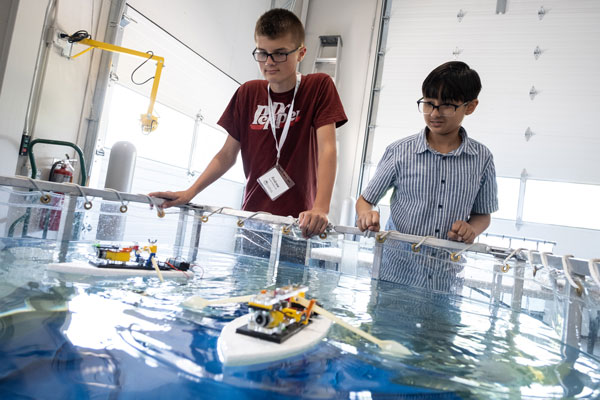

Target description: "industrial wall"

left=0, top=0, right=379, bottom=227
left=0, top=0, right=105, bottom=179
left=0, top=0, right=272, bottom=180
left=0, top=0, right=50, bottom=177
left=1, top=1, right=597, bottom=258
left=365, top=0, right=600, bottom=258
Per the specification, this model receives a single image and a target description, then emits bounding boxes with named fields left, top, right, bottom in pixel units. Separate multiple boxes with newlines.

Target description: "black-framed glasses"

left=252, top=46, right=302, bottom=63
left=417, top=98, right=469, bottom=117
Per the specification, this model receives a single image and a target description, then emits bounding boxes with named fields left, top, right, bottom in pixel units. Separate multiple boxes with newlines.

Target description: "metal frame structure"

left=0, top=174, right=598, bottom=355
left=0, top=174, right=595, bottom=275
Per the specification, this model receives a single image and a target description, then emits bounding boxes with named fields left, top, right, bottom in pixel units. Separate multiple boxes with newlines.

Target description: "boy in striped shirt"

left=356, top=61, right=498, bottom=244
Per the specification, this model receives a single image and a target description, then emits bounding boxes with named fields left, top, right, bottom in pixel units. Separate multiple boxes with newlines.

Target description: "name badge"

left=257, top=164, right=295, bottom=201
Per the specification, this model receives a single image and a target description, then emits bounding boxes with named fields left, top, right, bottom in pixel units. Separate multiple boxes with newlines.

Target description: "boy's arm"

left=449, top=152, right=497, bottom=243
left=298, top=123, right=336, bottom=238
left=149, top=135, right=241, bottom=208
left=356, top=195, right=380, bottom=232
left=447, top=213, right=491, bottom=244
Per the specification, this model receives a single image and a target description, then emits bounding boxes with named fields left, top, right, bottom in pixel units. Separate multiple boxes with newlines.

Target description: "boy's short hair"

left=422, top=61, right=482, bottom=102
left=255, top=8, right=305, bottom=47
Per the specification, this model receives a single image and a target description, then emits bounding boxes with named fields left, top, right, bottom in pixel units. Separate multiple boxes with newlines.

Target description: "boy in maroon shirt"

left=151, top=9, right=347, bottom=238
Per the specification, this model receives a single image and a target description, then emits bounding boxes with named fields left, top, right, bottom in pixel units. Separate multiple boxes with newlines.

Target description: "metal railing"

left=0, top=174, right=597, bottom=276
left=1, top=173, right=599, bottom=355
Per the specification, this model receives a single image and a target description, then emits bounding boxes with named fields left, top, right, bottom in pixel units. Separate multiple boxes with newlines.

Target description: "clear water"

left=1, top=238, right=600, bottom=399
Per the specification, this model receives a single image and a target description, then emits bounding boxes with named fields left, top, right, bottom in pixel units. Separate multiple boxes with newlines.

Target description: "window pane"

left=477, top=233, right=555, bottom=253
left=360, top=162, right=392, bottom=206
left=523, top=180, right=600, bottom=229
left=104, top=85, right=194, bottom=169
left=191, top=123, right=245, bottom=183
left=116, top=6, right=239, bottom=126
left=494, top=177, right=520, bottom=220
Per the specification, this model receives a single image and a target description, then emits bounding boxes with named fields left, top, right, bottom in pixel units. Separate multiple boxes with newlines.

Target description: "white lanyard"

left=267, top=73, right=301, bottom=164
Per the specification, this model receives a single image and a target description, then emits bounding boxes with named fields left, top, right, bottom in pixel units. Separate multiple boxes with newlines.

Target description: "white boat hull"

left=46, top=260, right=192, bottom=279
left=218, top=313, right=332, bottom=366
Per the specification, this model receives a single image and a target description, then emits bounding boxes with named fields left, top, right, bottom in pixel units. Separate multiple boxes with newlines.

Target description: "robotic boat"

left=184, top=284, right=411, bottom=366
left=47, top=242, right=193, bottom=279
left=215, top=285, right=332, bottom=366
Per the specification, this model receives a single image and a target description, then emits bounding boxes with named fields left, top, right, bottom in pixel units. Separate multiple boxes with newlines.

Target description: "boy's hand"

left=148, top=190, right=193, bottom=209
left=357, top=211, right=380, bottom=232
left=298, top=209, right=329, bottom=238
left=447, top=220, right=476, bottom=243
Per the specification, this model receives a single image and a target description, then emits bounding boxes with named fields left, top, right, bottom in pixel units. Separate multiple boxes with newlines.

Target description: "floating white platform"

left=46, top=260, right=192, bottom=279
left=218, top=313, right=332, bottom=366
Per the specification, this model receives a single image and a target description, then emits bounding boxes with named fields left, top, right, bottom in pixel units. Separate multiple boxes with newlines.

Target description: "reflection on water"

left=0, top=239, right=599, bottom=399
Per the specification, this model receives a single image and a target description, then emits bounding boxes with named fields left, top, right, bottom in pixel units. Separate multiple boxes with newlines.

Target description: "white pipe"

left=22, top=0, right=57, bottom=137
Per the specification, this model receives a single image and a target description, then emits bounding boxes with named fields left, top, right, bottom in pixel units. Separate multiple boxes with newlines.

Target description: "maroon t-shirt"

left=218, top=73, right=347, bottom=217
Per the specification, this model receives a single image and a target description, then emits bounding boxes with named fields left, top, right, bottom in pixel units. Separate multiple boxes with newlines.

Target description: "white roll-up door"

left=371, top=0, right=600, bottom=185
left=113, top=6, right=240, bottom=127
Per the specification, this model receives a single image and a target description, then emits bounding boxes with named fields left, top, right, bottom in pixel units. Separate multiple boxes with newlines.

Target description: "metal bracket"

left=524, top=127, right=535, bottom=141
left=515, top=169, right=528, bottom=230
left=496, top=0, right=507, bottom=14
left=538, top=6, right=546, bottom=20
left=54, top=30, right=73, bottom=58
left=109, top=71, right=119, bottom=82
left=529, top=86, right=539, bottom=100
left=120, top=13, right=136, bottom=28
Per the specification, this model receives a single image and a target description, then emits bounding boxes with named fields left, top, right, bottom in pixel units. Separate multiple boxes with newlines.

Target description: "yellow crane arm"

left=72, top=38, right=164, bottom=133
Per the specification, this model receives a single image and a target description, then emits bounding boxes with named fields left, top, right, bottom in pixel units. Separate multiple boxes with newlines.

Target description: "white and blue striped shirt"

left=362, top=127, right=498, bottom=238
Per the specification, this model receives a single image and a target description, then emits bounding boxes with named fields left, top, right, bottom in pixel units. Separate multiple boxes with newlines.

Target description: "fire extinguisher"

left=49, top=159, right=74, bottom=183
left=39, top=157, right=75, bottom=231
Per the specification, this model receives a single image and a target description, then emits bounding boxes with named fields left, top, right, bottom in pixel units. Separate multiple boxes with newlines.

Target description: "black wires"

left=60, top=30, right=91, bottom=43
left=131, top=51, right=155, bottom=85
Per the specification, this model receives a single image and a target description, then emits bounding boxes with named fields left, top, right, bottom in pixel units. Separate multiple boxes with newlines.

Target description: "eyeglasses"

left=416, top=98, right=469, bottom=117
left=252, top=46, right=302, bottom=63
